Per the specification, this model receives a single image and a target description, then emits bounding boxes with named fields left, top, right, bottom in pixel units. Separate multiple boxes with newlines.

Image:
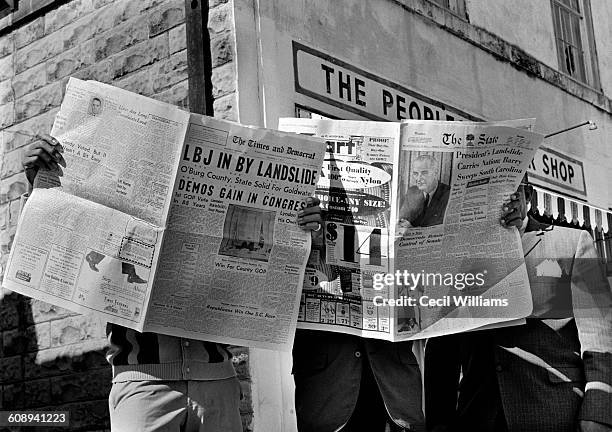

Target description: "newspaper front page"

left=143, top=113, right=326, bottom=349
left=279, top=118, right=543, bottom=341
left=3, top=78, right=325, bottom=351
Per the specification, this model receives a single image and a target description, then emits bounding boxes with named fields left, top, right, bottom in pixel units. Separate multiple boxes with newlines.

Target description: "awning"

left=529, top=186, right=612, bottom=264
left=529, top=186, right=611, bottom=234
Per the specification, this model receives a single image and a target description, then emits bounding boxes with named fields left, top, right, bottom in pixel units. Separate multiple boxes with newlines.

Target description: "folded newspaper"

left=279, top=118, right=544, bottom=341
left=3, top=78, right=326, bottom=351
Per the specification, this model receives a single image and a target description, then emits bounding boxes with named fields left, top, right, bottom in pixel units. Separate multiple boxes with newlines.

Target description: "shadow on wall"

left=0, top=291, right=111, bottom=431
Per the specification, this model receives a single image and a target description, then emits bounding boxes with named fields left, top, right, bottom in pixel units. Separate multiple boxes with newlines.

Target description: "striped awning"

left=529, top=186, right=612, bottom=264
left=529, top=186, right=611, bottom=234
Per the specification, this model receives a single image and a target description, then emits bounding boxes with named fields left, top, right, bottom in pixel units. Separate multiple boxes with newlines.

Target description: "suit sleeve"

left=570, top=230, right=612, bottom=426
left=424, top=335, right=462, bottom=432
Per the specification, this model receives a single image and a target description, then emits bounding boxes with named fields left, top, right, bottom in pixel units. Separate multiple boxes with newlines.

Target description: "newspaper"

left=3, top=78, right=325, bottom=351
left=278, top=118, right=543, bottom=341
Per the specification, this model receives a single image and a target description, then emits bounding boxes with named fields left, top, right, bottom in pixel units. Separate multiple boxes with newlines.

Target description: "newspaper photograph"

left=3, top=78, right=325, bottom=351
left=279, top=118, right=544, bottom=341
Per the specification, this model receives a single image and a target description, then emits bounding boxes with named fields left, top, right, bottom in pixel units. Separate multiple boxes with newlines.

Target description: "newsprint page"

left=3, top=78, right=325, bottom=351
left=278, top=118, right=544, bottom=341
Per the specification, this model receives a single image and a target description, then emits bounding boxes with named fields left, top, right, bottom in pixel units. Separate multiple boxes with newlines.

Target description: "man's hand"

left=397, top=218, right=413, bottom=237
left=22, top=134, right=66, bottom=185
left=579, top=420, right=612, bottom=432
left=398, top=218, right=413, bottom=228
left=297, top=197, right=322, bottom=232
left=500, top=193, right=523, bottom=229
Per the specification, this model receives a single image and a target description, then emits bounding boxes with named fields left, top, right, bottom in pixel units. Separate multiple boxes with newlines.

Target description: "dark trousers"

left=341, top=357, right=407, bottom=432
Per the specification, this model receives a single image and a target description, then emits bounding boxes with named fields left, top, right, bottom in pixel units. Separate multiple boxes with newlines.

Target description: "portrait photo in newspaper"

left=88, top=96, right=104, bottom=116
left=396, top=151, right=452, bottom=231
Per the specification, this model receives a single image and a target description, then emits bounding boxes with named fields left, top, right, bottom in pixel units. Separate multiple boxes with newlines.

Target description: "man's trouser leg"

left=109, top=378, right=242, bottom=432
left=340, top=360, right=388, bottom=432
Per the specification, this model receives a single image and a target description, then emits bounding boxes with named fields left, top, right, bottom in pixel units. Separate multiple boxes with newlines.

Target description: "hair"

left=92, top=97, right=101, bottom=103
left=413, top=154, right=439, bottom=174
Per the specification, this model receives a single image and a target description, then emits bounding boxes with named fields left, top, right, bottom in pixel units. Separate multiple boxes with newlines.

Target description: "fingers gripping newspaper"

left=3, top=78, right=325, bottom=351
left=279, top=118, right=543, bottom=341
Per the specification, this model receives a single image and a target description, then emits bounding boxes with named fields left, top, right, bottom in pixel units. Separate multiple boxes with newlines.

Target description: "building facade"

left=228, top=1, right=611, bottom=429
left=0, top=0, right=610, bottom=431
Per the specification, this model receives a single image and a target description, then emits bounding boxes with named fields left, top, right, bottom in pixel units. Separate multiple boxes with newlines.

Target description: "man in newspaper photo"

left=397, top=154, right=450, bottom=229
left=23, top=134, right=324, bottom=432
left=89, top=96, right=103, bottom=116
left=424, top=176, right=612, bottom=432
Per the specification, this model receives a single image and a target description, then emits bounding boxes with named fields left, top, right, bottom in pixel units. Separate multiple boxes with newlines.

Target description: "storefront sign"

left=528, top=146, right=586, bottom=196
left=292, top=42, right=587, bottom=197
left=293, top=41, right=477, bottom=122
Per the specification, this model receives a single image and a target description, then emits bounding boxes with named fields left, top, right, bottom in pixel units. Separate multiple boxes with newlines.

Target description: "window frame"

left=426, top=0, right=467, bottom=19
left=550, top=0, right=601, bottom=89
left=0, top=0, right=16, bottom=20
left=0, top=0, right=66, bottom=33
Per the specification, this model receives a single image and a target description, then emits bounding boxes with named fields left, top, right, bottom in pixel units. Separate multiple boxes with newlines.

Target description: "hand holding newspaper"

left=3, top=78, right=325, bottom=351
left=279, top=118, right=544, bottom=341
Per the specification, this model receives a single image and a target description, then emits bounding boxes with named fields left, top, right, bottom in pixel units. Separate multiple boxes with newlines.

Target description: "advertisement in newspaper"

left=279, top=118, right=543, bottom=341
left=278, top=119, right=401, bottom=339
left=7, top=188, right=164, bottom=329
left=3, top=78, right=325, bottom=351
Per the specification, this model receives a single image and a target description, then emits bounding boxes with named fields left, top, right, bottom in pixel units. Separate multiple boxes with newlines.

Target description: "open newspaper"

left=279, top=118, right=544, bottom=341
left=3, top=78, right=325, bottom=351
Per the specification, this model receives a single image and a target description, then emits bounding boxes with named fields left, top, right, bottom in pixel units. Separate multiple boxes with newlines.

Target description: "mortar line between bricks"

left=0, top=107, right=59, bottom=137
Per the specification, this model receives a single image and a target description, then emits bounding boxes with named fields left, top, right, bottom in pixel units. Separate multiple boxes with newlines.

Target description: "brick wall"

left=0, top=0, right=249, bottom=430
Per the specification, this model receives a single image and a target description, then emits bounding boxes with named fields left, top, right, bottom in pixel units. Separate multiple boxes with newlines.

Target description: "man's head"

left=91, top=97, right=102, bottom=115
left=412, top=155, right=439, bottom=194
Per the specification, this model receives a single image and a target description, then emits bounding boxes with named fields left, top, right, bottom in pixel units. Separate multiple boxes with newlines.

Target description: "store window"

left=427, top=0, right=467, bottom=18
left=551, top=0, right=600, bottom=88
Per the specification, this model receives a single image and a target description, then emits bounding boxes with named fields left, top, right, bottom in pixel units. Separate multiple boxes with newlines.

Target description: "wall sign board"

left=293, top=41, right=478, bottom=122
left=293, top=42, right=587, bottom=199
left=528, top=146, right=586, bottom=196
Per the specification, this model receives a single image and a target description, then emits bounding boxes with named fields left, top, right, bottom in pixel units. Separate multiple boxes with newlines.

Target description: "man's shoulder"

left=433, top=182, right=450, bottom=201
left=524, top=222, right=594, bottom=257
left=540, top=224, right=585, bottom=243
